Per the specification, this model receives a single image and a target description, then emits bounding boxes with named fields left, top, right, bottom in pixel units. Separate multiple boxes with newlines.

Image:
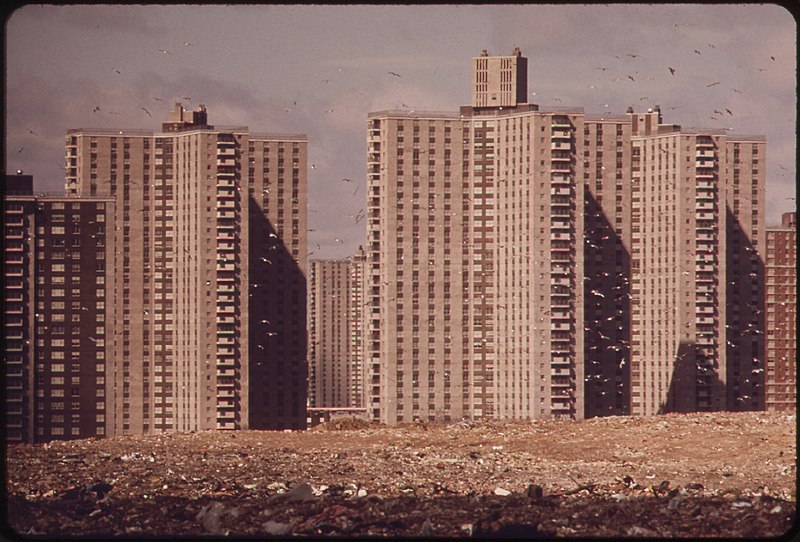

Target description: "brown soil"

left=4, top=411, right=797, bottom=538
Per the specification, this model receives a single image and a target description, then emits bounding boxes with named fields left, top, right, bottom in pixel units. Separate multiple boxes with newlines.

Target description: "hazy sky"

left=5, top=4, right=797, bottom=259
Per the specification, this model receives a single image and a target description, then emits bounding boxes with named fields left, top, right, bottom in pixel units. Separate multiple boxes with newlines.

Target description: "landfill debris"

left=4, top=411, right=795, bottom=538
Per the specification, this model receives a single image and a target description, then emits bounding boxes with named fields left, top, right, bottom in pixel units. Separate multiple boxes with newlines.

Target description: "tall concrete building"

left=765, top=212, right=796, bottom=411
left=64, top=104, right=308, bottom=433
left=307, top=247, right=368, bottom=410
left=366, top=50, right=766, bottom=424
left=629, top=123, right=766, bottom=414
left=3, top=173, right=115, bottom=443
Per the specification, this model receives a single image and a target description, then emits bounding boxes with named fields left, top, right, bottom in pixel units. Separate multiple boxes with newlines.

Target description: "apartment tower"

left=366, top=50, right=766, bottom=424
left=64, top=103, right=308, bottom=433
left=765, top=211, right=796, bottom=411
left=3, top=173, right=115, bottom=442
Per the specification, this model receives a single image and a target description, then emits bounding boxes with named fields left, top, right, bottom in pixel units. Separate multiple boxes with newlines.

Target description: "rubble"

left=4, top=411, right=796, bottom=537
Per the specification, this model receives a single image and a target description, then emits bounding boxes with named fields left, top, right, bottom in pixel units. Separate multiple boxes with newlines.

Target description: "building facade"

left=64, top=104, right=308, bottom=433
left=765, top=212, right=796, bottom=411
left=3, top=173, right=115, bottom=443
left=366, top=49, right=767, bottom=424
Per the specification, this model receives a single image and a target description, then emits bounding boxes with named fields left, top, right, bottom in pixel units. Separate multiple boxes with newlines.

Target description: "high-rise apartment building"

left=3, top=173, right=115, bottom=443
left=307, top=247, right=368, bottom=410
left=366, top=50, right=766, bottom=424
left=765, top=212, right=796, bottom=411
left=629, top=125, right=766, bottom=414
left=64, top=103, right=308, bottom=433
left=308, top=259, right=352, bottom=408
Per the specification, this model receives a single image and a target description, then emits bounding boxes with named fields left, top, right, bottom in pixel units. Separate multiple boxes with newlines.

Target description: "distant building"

left=765, top=212, right=797, bottom=411
left=365, top=49, right=767, bottom=424
left=3, top=173, right=115, bottom=442
left=307, top=247, right=367, bottom=409
left=64, top=103, right=308, bottom=433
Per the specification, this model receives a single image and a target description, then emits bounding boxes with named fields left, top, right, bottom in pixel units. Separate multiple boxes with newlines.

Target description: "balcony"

left=696, top=179, right=715, bottom=189
left=217, top=336, right=235, bottom=346
left=216, top=368, right=236, bottom=378
left=551, top=276, right=571, bottom=287
left=217, top=178, right=236, bottom=188
left=695, top=156, right=715, bottom=167
left=551, top=232, right=572, bottom=241
left=551, top=142, right=571, bottom=150
left=216, top=211, right=236, bottom=220
left=695, top=212, right=715, bottom=221
left=216, top=315, right=236, bottom=325
left=551, top=187, right=571, bottom=196
left=695, top=305, right=715, bottom=315
left=696, top=243, right=715, bottom=253
left=695, top=263, right=715, bottom=272
left=697, top=336, right=715, bottom=346
left=216, top=356, right=236, bottom=367
left=551, top=129, right=571, bottom=139
left=695, top=316, right=715, bottom=325
left=695, top=189, right=715, bottom=199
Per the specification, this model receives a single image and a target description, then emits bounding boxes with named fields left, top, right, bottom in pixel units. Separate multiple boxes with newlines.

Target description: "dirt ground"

left=4, top=411, right=797, bottom=538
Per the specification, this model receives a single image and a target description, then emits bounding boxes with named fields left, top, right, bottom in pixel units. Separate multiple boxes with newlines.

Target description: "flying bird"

left=158, top=48, right=171, bottom=55
left=706, top=81, right=721, bottom=87
left=694, top=49, right=702, bottom=55
left=668, top=66, right=676, bottom=75
left=388, top=71, right=402, bottom=77
left=627, top=75, right=635, bottom=81
left=142, top=107, right=152, bottom=117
